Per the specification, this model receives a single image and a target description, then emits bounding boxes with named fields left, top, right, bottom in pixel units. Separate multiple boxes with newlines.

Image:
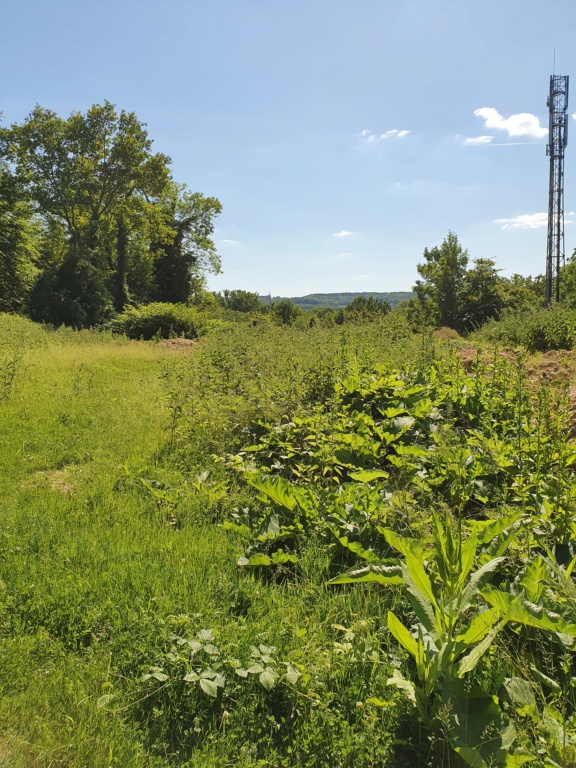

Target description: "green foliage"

left=0, top=160, right=40, bottom=313
left=272, top=298, right=301, bottom=325
left=344, top=295, right=391, bottom=321
left=477, top=304, right=576, bottom=352
left=218, top=289, right=265, bottom=312
left=152, top=184, right=222, bottom=304
left=1, top=102, right=221, bottom=327
left=4, top=317, right=576, bottom=766
left=107, top=302, right=207, bottom=339
left=414, top=231, right=469, bottom=330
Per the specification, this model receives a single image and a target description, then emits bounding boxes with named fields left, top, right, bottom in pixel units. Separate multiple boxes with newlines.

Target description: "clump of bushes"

left=107, top=302, right=207, bottom=340
left=476, top=304, right=576, bottom=352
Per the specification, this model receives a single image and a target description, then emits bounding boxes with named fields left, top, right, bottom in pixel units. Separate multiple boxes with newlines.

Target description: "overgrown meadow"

left=2, top=312, right=576, bottom=767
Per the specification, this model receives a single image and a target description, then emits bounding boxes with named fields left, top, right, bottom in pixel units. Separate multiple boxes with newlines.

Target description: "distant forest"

left=259, top=292, right=415, bottom=310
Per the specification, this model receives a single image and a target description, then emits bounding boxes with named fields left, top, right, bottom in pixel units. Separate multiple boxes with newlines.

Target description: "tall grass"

left=1, top=314, right=574, bottom=766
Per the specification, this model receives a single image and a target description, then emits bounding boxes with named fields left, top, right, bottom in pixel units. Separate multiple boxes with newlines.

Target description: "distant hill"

left=259, top=292, right=415, bottom=310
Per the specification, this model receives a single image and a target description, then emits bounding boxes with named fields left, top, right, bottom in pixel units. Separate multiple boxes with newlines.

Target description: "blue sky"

left=2, top=0, right=576, bottom=295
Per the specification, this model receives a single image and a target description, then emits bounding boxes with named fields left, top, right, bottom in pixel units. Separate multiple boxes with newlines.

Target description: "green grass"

left=0, top=316, right=415, bottom=767
left=1, top=314, right=574, bottom=766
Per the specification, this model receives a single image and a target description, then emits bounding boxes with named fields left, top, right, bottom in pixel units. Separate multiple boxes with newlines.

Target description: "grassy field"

left=1, top=313, right=576, bottom=767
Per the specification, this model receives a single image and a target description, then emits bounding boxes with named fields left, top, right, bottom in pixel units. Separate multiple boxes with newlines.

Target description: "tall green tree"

left=218, top=289, right=264, bottom=312
left=152, top=183, right=222, bottom=304
left=5, top=102, right=172, bottom=325
left=461, top=258, right=505, bottom=330
left=0, top=156, right=39, bottom=313
left=414, top=231, right=468, bottom=330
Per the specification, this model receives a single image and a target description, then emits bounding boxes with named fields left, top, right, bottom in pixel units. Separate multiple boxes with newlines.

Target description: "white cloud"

left=474, top=107, right=547, bottom=138
left=464, top=135, right=494, bottom=145
left=333, top=230, right=354, bottom=237
left=221, top=239, right=238, bottom=244
left=380, top=129, right=410, bottom=139
left=494, top=213, right=548, bottom=230
left=358, top=128, right=409, bottom=143
left=355, top=274, right=371, bottom=279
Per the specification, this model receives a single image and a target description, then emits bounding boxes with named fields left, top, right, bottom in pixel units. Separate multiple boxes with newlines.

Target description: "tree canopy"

left=0, top=102, right=221, bottom=327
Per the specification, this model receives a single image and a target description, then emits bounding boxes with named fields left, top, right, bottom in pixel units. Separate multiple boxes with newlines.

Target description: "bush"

left=475, top=304, right=576, bottom=352
left=107, top=303, right=207, bottom=340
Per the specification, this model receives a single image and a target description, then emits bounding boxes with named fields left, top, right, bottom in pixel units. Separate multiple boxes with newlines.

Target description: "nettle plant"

left=139, top=628, right=302, bottom=700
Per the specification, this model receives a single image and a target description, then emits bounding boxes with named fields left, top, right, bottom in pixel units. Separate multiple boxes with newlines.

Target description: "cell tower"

left=545, top=74, right=569, bottom=304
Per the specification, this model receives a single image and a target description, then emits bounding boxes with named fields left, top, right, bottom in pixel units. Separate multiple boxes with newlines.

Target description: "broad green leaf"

left=460, top=558, right=505, bottom=611
left=443, top=678, right=516, bottom=766
left=458, top=529, right=478, bottom=589
left=247, top=474, right=297, bottom=511
left=365, top=696, right=391, bottom=707
left=183, top=671, right=200, bottom=682
left=242, top=554, right=272, bottom=567
left=329, top=563, right=403, bottom=586
left=387, top=611, right=418, bottom=658
left=235, top=668, right=248, bottom=678
left=270, top=549, right=298, bottom=564
left=384, top=530, right=437, bottom=610
left=529, top=666, right=561, bottom=692
left=328, top=532, right=382, bottom=564
left=259, top=668, right=278, bottom=690
left=386, top=669, right=416, bottom=705
left=348, top=469, right=389, bottom=482
left=401, top=563, right=437, bottom=633
left=455, top=607, right=501, bottom=649
left=483, top=588, right=571, bottom=634
left=199, top=678, right=218, bottom=697
left=502, top=677, right=536, bottom=709
left=285, top=665, right=301, bottom=685
left=504, top=755, right=535, bottom=766
left=455, top=621, right=505, bottom=677
left=470, top=510, right=522, bottom=546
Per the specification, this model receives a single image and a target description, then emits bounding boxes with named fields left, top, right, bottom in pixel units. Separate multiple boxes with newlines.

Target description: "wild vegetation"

left=4, top=101, right=576, bottom=767
left=2, top=308, right=576, bottom=766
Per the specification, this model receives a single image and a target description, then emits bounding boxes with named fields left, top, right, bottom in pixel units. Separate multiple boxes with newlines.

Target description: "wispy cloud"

left=221, top=239, right=238, bottom=244
left=494, top=213, right=548, bottom=230
left=474, top=107, right=547, bottom=139
left=355, top=274, right=371, bottom=279
left=333, top=230, right=354, bottom=238
left=464, top=135, right=494, bottom=145
left=358, top=128, right=409, bottom=143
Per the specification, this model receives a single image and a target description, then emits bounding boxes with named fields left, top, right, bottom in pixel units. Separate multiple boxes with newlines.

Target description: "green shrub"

left=107, top=302, right=207, bottom=340
left=476, top=304, right=576, bottom=352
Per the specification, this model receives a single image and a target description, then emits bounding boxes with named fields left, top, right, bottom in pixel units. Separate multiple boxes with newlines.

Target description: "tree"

left=460, top=258, right=505, bottom=331
left=0, top=157, right=40, bottom=313
left=152, top=183, right=222, bottom=304
left=500, top=273, right=545, bottom=312
left=414, top=231, right=468, bottom=331
left=5, top=102, right=172, bottom=325
left=345, top=295, right=391, bottom=318
left=272, top=299, right=301, bottom=326
left=218, top=289, right=264, bottom=312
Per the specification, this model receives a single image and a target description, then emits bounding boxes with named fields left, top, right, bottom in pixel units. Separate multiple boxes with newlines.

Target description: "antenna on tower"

left=545, top=73, right=569, bottom=304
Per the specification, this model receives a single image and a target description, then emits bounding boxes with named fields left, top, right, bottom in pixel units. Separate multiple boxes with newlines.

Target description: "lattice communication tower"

left=546, top=74, right=569, bottom=304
